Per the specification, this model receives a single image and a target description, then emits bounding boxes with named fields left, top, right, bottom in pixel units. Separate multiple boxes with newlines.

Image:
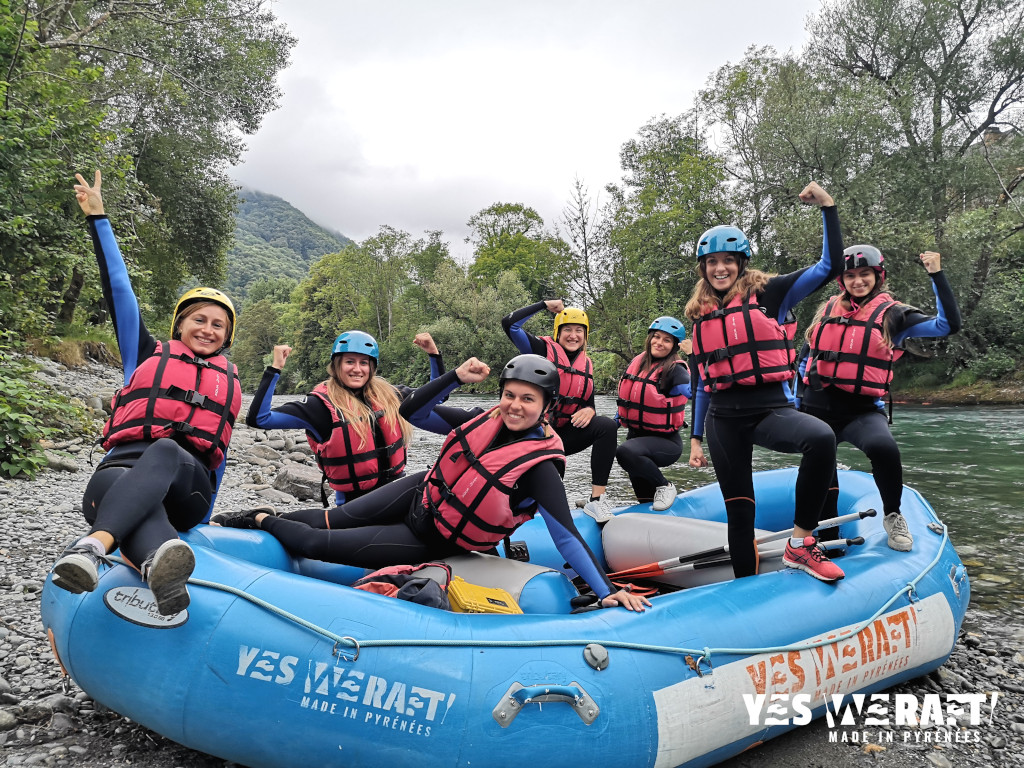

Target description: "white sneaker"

left=651, top=483, right=677, bottom=511
left=583, top=497, right=616, bottom=524
left=883, top=512, right=913, bottom=552
left=142, top=539, right=195, bottom=616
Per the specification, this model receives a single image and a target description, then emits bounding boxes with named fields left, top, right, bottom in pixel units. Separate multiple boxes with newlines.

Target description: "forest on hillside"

left=3, top=0, right=1024, bottom=398
left=226, top=189, right=352, bottom=302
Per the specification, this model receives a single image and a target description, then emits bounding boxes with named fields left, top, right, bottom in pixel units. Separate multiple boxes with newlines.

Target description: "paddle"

left=609, top=537, right=865, bottom=590
left=606, top=508, right=877, bottom=581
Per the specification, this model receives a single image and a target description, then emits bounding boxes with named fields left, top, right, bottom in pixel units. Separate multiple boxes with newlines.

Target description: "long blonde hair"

left=806, top=291, right=898, bottom=349
left=324, top=359, right=412, bottom=449
left=684, top=264, right=775, bottom=321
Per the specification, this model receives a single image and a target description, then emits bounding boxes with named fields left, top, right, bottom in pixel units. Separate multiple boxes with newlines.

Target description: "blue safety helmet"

left=331, top=331, right=379, bottom=364
left=695, top=225, right=752, bottom=261
left=649, top=316, right=687, bottom=342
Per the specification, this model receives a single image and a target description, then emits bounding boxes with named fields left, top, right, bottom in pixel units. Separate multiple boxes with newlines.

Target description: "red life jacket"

left=102, top=340, right=240, bottom=469
left=804, top=292, right=903, bottom=397
left=616, top=354, right=688, bottom=433
left=306, top=383, right=407, bottom=493
left=540, top=337, right=594, bottom=429
left=692, top=294, right=796, bottom=393
left=422, top=408, right=565, bottom=551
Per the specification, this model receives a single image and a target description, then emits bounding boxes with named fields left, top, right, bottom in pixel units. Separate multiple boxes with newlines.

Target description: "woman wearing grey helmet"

left=685, top=182, right=847, bottom=583
left=218, top=354, right=650, bottom=611
left=798, top=246, right=961, bottom=552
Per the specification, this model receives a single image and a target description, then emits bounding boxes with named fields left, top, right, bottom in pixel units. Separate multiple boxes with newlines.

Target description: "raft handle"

left=492, top=682, right=599, bottom=727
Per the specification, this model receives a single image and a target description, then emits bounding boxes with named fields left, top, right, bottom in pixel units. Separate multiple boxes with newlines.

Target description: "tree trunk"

left=57, top=265, right=85, bottom=325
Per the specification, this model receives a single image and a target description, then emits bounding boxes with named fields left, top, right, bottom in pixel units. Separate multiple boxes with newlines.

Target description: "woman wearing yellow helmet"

left=49, top=170, right=241, bottom=617
left=502, top=299, right=618, bottom=520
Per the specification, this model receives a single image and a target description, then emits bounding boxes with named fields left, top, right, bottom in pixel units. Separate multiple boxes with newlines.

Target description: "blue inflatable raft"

left=40, top=469, right=970, bottom=768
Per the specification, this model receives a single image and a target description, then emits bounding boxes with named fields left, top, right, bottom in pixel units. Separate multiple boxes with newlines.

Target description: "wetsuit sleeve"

left=429, top=352, right=445, bottom=379
left=524, top=462, right=615, bottom=599
left=890, top=271, right=962, bottom=346
left=399, top=370, right=484, bottom=434
left=690, top=363, right=708, bottom=440
left=761, top=206, right=845, bottom=322
left=658, top=362, right=691, bottom=397
left=246, top=367, right=333, bottom=440
left=87, top=216, right=157, bottom=382
left=501, top=302, right=549, bottom=356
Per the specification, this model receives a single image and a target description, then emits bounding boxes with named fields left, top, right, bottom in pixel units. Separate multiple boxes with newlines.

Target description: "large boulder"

left=271, top=463, right=322, bottom=501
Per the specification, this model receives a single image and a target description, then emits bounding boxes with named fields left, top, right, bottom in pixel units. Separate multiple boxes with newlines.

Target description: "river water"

left=399, top=396, right=1024, bottom=628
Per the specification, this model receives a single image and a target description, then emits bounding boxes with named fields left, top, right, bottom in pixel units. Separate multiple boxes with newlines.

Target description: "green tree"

left=467, top=202, right=571, bottom=301
left=592, top=115, right=733, bottom=365
left=2, top=0, right=294, bottom=340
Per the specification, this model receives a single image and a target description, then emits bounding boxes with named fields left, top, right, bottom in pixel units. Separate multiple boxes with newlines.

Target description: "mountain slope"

left=226, top=188, right=353, bottom=299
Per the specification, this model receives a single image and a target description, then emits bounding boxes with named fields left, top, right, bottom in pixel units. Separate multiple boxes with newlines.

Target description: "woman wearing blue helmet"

left=244, top=330, right=444, bottom=514
left=685, top=182, right=847, bottom=583
left=612, top=316, right=693, bottom=515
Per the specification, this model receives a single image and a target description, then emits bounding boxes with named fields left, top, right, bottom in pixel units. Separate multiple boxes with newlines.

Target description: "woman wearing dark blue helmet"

left=684, top=182, right=846, bottom=583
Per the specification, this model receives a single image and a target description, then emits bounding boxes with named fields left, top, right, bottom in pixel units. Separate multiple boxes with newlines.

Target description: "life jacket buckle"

left=183, top=390, right=207, bottom=407
left=170, top=421, right=196, bottom=435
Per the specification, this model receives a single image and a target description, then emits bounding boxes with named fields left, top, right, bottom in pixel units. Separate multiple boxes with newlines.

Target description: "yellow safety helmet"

left=553, top=307, right=589, bottom=341
left=171, top=287, right=237, bottom=348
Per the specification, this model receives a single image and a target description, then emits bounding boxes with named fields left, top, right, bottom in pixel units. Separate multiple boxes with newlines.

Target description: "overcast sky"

left=233, top=0, right=822, bottom=260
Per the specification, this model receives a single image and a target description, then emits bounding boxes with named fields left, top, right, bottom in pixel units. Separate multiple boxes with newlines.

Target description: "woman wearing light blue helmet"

left=611, top=316, right=693, bottom=517
left=243, top=329, right=445, bottom=511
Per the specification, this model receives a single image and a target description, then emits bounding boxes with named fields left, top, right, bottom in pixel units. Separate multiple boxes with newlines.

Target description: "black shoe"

left=52, top=543, right=108, bottom=594
left=141, top=540, right=195, bottom=616
left=210, top=508, right=268, bottom=529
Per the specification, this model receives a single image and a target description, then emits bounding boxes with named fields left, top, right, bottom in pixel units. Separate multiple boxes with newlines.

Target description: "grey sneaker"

left=651, top=483, right=677, bottom=512
left=51, top=543, right=107, bottom=594
left=583, top=497, right=616, bottom=524
left=142, top=539, right=195, bottom=616
left=883, top=512, right=913, bottom=552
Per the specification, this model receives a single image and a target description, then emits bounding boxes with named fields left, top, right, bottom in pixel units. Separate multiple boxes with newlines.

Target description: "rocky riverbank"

left=1, top=359, right=1022, bottom=767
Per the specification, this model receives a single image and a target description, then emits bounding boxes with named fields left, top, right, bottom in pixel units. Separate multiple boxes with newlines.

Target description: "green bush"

left=969, top=350, right=1017, bottom=381
left=0, top=342, right=89, bottom=479
left=950, top=370, right=977, bottom=388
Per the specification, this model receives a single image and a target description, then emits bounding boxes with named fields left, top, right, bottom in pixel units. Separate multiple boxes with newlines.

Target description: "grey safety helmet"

left=839, top=244, right=886, bottom=290
left=498, top=354, right=560, bottom=406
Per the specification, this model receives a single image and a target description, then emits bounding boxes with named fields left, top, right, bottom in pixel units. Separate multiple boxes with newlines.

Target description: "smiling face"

left=842, top=266, right=878, bottom=299
left=498, top=380, right=546, bottom=432
left=648, top=330, right=678, bottom=360
left=176, top=303, right=230, bottom=356
left=702, top=252, right=743, bottom=293
left=556, top=323, right=587, bottom=353
left=333, top=353, right=375, bottom=390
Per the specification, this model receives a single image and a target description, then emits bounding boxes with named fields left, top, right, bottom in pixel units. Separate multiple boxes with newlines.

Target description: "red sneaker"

left=783, top=536, right=845, bottom=582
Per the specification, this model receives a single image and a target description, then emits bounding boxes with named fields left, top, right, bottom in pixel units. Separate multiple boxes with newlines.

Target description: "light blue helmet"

left=649, top=316, right=686, bottom=342
left=331, top=331, right=379, bottom=363
left=695, top=225, right=752, bottom=261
